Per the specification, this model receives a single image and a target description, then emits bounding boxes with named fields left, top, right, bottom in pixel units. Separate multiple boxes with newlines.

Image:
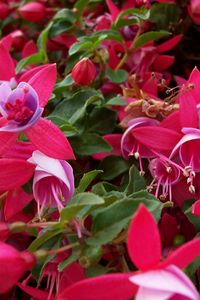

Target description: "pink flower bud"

left=19, top=2, right=46, bottom=22
left=0, top=242, right=35, bottom=294
left=72, top=58, right=96, bottom=86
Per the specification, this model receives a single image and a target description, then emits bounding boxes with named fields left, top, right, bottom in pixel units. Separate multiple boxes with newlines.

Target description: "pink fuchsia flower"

left=56, top=204, right=200, bottom=300
left=72, top=58, right=96, bottom=86
left=0, top=64, right=75, bottom=160
left=0, top=241, right=35, bottom=294
left=0, top=81, right=43, bottom=132
left=121, top=117, right=160, bottom=159
left=28, top=151, right=74, bottom=215
left=149, top=155, right=181, bottom=201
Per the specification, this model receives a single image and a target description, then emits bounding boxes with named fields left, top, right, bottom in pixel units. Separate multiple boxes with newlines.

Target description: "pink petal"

left=18, top=283, right=54, bottom=300
left=161, top=111, right=182, bottom=132
left=0, top=43, right=15, bottom=80
left=28, top=64, right=57, bottom=107
left=106, top=0, right=119, bottom=20
left=187, top=67, right=200, bottom=104
left=0, top=159, right=35, bottom=190
left=192, top=199, right=200, bottom=216
left=161, top=237, right=200, bottom=269
left=156, top=35, right=183, bottom=53
left=179, top=92, right=198, bottom=128
left=57, top=274, right=137, bottom=300
left=153, top=55, right=175, bottom=72
left=18, top=65, right=50, bottom=83
left=135, top=287, right=173, bottom=300
left=25, top=118, right=75, bottom=160
left=130, top=265, right=199, bottom=300
left=132, top=126, right=182, bottom=151
left=2, top=141, right=36, bottom=160
left=4, top=188, right=33, bottom=221
left=0, top=35, right=13, bottom=51
left=59, top=263, right=85, bottom=292
left=0, top=131, right=18, bottom=156
left=22, top=40, right=37, bottom=58
left=127, top=204, right=161, bottom=271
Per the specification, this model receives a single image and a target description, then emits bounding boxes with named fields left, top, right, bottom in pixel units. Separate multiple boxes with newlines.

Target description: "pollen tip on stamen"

left=134, top=152, right=140, bottom=159
left=166, top=166, right=172, bottom=173
left=189, top=184, right=196, bottom=194
left=140, top=171, right=145, bottom=176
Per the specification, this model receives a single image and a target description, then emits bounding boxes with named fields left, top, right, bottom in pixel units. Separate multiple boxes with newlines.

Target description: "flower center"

left=5, top=99, right=33, bottom=122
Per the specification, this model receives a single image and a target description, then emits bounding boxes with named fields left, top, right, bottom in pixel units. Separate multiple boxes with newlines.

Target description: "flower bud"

left=72, top=58, right=96, bottom=86
left=19, top=2, right=46, bottom=22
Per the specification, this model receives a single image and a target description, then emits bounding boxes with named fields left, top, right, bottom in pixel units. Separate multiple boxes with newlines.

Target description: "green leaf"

left=87, top=195, right=162, bottom=246
left=106, top=96, right=126, bottom=106
left=28, top=225, right=63, bottom=252
left=134, top=30, right=171, bottom=48
left=114, top=7, right=150, bottom=29
left=99, top=156, right=130, bottom=180
left=16, top=52, right=44, bottom=74
left=149, top=3, right=180, bottom=30
left=37, top=21, right=53, bottom=59
left=125, top=165, right=146, bottom=195
left=52, top=90, right=101, bottom=121
left=74, top=0, right=89, bottom=15
left=47, top=116, right=78, bottom=137
left=85, top=107, right=117, bottom=135
left=69, top=133, right=112, bottom=156
left=54, top=75, right=74, bottom=93
left=76, top=170, right=103, bottom=194
left=60, top=192, right=105, bottom=221
left=106, top=68, right=128, bottom=83
left=69, top=41, right=94, bottom=56
left=58, top=251, right=80, bottom=271
left=53, top=8, right=76, bottom=22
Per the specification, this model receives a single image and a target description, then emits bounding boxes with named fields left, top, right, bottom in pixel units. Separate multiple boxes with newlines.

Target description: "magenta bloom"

left=0, top=81, right=43, bottom=132
left=0, top=63, right=75, bottom=160
left=29, top=151, right=74, bottom=214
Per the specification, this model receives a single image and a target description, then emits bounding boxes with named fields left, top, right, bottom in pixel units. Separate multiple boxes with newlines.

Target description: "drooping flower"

left=28, top=150, right=74, bottom=215
left=56, top=204, right=200, bottom=300
left=149, top=155, right=181, bottom=201
left=0, top=242, right=35, bottom=294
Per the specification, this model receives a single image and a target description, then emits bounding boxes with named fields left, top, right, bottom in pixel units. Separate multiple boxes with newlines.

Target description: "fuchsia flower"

left=28, top=151, right=74, bottom=214
left=0, top=81, right=43, bottom=132
left=0, top=63, right=75, bottom=160
left=57, top=204, right=200, bottom=300
left=0, top=241, right=35, bottom=294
